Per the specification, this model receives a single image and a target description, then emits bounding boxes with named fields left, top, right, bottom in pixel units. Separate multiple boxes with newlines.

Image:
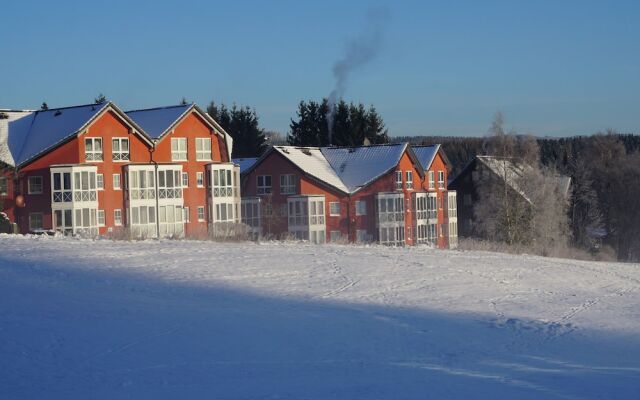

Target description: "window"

left=113, top=174, right=121, bottom=190
left=96, top=174, right=104, bottom=190
left=73, top=171, right=97, bottom=202
left=29, top=213, right=43, bottom=231
left=114, top=209, right=122, bottom=226
left=355, top=200, right=366, bottom=216
left=197, top=206, right=205, bottom=222
left=183, top=207, right=190, bottom=223
left=329, top=202, right=341, bottom=216
left=112, top=138, right=130, bottom=161
left=257, top=175, right=272, bottom=195
left=330, top=231, right=342, bottom=242
left=28, top=176, right=43, bottom=194
left=406, top=171, right=414, bottom=189
left=52, top=172, right=72, bottom=202
left=196, top=172, right=204, bottom=187
left=438, top=171, right=445, bottom=189
left=0, top=177, right=7, bottom=196
left=428, top=171, right=435, bottom=189
left=356, top=229, right=368, bottom=243
left=85, top=138, right=103, bottom=161
left=395, top=171, right=403, bottom=190
left=280, top=174, right=296, bottom=194
left=427, top=194, right=438, bottom=219
left=195, top=138, right=212, bottom=161
left=97, top=210, right=105, bottom=226
left=182, top=172, right=189, bottom=187
left=212, top=168, right=233, bottom=197
left=157, top=169, right=182, bottom=199
left=171, top=138, right=187, bottom=161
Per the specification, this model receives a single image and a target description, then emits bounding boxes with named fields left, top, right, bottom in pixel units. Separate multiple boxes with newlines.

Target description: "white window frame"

left=183, top=206, right=190, bottom=223
left=113, top=174, right=121, bottom=190
left=395, top=171, right=403, bottom=190
left=280, top=174, right=296, bottom=194
left=97, top=210, right=105, bottom=227
left=438, top=171, right=445, bottom=189
left=406, top=171, right=414, bottom=190
left=197, top=206, right=205, bottom=222
left=195, top=138, right=212, bottom=161
left=29, top=212, right=43, bottom=231
left=96, top=174, right=104, bottom=190
left=114, top=209, right=122, bottom=226
left=27, top=176, right=43, bottom=194
left=257, top=175, right=272, bottom=195
left=0, top=176, right=7, bottom=196
left=428, top=171, right=435, bottom=189
left=85, top=137, right=103, bottom=162
left=182, top=172, right=189, bottom=188
left=355, top=200, right=366, bottom=216
left=329, top=202, right=341, bottom=216
left=111, top=137, right=130, bottom=161
left=171, top=138, right=188, bottom=161
left=196, top=172, right=204, bottom=188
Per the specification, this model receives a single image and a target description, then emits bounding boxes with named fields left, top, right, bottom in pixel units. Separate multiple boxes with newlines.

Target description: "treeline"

left=394, top=131, right=640, bottom=262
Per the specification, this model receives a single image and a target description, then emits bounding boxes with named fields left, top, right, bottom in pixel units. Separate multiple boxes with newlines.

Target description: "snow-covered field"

left=1, top=235, right=639, bottom=399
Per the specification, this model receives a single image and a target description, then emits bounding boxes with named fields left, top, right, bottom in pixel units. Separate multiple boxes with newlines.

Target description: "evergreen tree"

left=288, top=98, right=388, bottom=147
left=40, top=102, right=49, bottom=111
left=207, top=101, right=267, bottom=158
left=94, top=94, right=106, bottom=104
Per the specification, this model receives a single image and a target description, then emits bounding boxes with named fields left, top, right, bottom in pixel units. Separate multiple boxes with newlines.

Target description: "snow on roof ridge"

left=125, top=103, right=193, bottom=113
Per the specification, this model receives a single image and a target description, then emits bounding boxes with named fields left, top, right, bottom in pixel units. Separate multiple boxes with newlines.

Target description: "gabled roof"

left=0, top=110, right=34, bottom=166
left=321, top=143, right=409, bottom=193
left=126, top=103, right=233, bottom=161
left=243, top=143, right=427, bottom=195
left=274, top=146, right=349, bottom=193
left=125, top=104, right=192, bottom=140
left=412, top=144, right=439, bottom=170
left=1, top=102, right=151, bottom=168
left=232, top=157, right=258, bottom=174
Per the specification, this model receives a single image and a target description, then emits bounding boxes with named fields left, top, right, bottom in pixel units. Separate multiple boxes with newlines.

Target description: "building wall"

left=152, top=111, right=229, bottom=237
left=11, top=109, right=151, bottom=234
left=241, top=148, right=453, bottom=248
left=448, top=160, right=478, bottom=237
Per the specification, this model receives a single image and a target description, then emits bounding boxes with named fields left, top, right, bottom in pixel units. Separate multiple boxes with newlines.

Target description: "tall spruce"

left=206, top=102, right=267, bottom=158
left=288, top=99, right=388, bottom=147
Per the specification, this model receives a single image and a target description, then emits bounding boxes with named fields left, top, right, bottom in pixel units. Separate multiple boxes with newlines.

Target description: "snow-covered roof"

left=233, top=157, right=258, bottom=173
left=321, top=144, right=407, bottom=192
left=412, top=144, right=440, bottom=170
left=273, top=146, right=349, bottom=193
left=125, top=104, right=192, bottom=139
left=6, top=104, right=111, bottom=167
left=246, top=143, right=419, bottom=194
left=0, top=110, right=34, bottom=166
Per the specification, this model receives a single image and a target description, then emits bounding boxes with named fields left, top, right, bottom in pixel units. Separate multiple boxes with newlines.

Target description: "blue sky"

left=1, top=0, right=639, bottom=137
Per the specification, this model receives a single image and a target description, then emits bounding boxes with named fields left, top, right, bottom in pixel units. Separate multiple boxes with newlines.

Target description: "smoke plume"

left=327, top=7, right=388, bottom=144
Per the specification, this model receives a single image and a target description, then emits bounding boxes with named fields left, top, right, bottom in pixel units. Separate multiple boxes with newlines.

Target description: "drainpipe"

left=149, top=141, right=160, bottom=238
left=347, top=194, right=352, bottom=242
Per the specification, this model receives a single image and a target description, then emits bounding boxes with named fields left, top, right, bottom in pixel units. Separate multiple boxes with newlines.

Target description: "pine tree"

left=207, top=101, right=267, bottom=158
left=94, top=94, right=106, bottom=104
left=40, top=102, right=49, bottom=111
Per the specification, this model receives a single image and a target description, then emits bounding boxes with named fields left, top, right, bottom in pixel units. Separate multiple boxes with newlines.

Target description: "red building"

left=237, top=143, right=457, bottom=248
left=0, top=102, right=239, bottom=238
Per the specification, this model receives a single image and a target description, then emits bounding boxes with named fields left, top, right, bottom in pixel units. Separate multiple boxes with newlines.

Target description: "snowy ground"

left=1, top=235, right=639, bottom=399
